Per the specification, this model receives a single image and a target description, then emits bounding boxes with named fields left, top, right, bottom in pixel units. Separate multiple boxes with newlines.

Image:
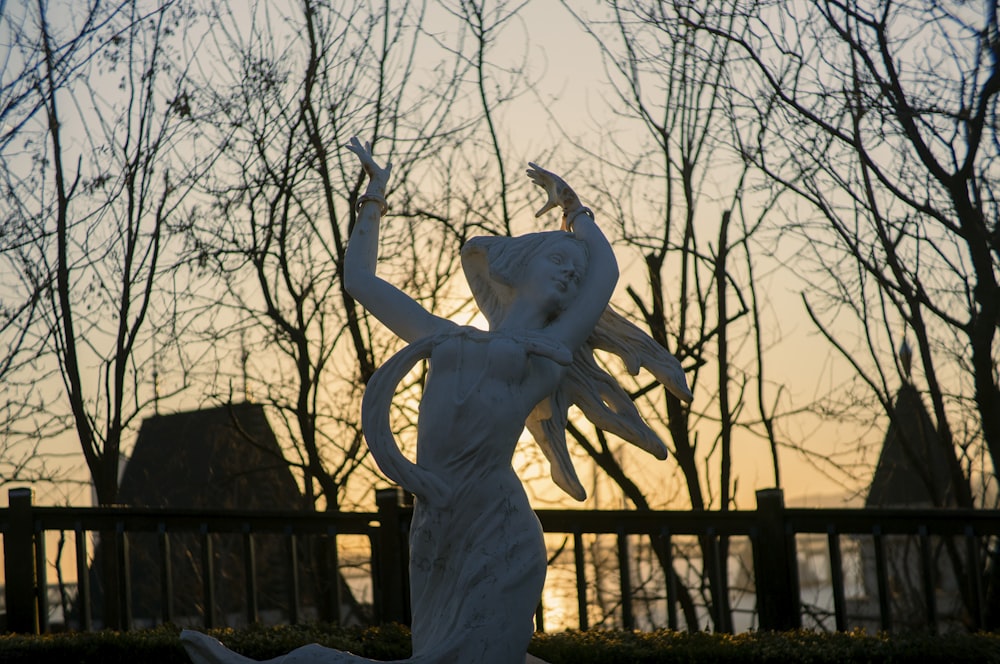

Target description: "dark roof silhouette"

left=86, top=402, right=309, bottom=627
left=119, top=402, right=302, bottom=509
left=866, top=384, right=965, bottom=508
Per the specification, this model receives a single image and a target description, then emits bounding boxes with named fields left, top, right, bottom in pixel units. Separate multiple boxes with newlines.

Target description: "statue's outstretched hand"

left=526, top=162, right=583, bottom=220
left=347, top=137, right=392, bottom=191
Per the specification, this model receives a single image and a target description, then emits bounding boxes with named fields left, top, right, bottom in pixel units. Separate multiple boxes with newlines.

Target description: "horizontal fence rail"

left=2, top=487, right=998, bottom=635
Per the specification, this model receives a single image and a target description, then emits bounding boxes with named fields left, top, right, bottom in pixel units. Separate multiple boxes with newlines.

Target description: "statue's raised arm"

left=343, top=137, right=454, bottom=343
left=523, top=162, right=618, bottom=353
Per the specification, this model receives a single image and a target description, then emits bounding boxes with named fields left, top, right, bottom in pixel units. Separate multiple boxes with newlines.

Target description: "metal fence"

left=2, top=487, right=998, bottom=634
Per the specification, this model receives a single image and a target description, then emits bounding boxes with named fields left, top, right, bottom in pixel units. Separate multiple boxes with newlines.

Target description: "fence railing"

left=2, top=487, right=998, bottom=635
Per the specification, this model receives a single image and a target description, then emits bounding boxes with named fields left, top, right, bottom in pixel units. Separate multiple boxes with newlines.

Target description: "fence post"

left=4, top=488, right=39, bottom=633
left=753, top=488, right=800, bottom=631
left=375, top=487, right=411, bottom=625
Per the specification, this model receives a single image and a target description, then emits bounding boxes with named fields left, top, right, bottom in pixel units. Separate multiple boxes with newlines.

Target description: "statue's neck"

left=496, top=300, right=550, bottom=332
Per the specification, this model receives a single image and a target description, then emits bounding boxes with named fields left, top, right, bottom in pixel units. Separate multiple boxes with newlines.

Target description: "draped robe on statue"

left=403, top=329, right=549, bottom=662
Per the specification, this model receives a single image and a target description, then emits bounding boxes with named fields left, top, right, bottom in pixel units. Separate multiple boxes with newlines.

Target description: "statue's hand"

left=347, top=137, right=392, bottom=192
left=526, top=162, right=583, bottom=220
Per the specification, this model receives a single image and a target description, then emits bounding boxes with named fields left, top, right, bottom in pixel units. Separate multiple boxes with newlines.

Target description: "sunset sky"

left=2, top=0, right=960, bottom=512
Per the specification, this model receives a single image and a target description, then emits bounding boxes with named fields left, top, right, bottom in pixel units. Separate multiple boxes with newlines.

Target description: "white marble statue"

left=181, top=138, right=692, bottom=664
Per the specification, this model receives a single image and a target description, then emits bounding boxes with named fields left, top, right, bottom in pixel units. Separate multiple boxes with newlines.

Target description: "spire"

left=152, top=335, right=161, bottom=415
left=240, top=331, right=253, bottom=403
left=899, top=337, right=912, bottom=382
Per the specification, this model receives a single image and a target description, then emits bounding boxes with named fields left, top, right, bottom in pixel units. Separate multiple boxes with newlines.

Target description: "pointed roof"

left=119, top=401, right=302, bottom=510
left=866, top=384, right=963, bottom=508
left=84, top=403, right=306, bottom=626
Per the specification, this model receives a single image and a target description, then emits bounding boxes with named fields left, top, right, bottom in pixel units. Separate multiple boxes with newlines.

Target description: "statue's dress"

left=182, top=328, right=556, bottom=664
left=402, top=329, right=548, bottom=662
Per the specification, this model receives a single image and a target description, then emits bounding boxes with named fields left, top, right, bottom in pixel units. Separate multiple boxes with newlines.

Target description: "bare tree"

left=1, top=0, right=208, bottom=628
left=183, top=0, right=476, bottom=517
left=430, top=0, right=534, bottom=237
left=691, top=0, right=999, bottom=626
left=0, top=2, right=103, bottom=493
left=175, top=0, right=522, bottom=623
left=548, top=0, right=787, bottom=631
left=0, top=189, right=53, bottom=489
left=0, top=0, right=204, bottom=504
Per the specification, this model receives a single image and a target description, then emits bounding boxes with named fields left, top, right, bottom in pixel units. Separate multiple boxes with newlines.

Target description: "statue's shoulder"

left=422, top=326, right=571, bottom=366
left=506, top=329, right=572, bottom=366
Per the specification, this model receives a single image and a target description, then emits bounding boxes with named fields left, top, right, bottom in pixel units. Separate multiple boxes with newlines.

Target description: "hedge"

left=2, top=624, right=999, bottom=663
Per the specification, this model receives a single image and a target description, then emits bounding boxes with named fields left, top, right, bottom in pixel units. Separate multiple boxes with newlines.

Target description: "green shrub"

left=0, top=623, right=412, bottom=664
left=1, top=624, right=999, bottom=663
left=529, top=629, right=1000, bottom=663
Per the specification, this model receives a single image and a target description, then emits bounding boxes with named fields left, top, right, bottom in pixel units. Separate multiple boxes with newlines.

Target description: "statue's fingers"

left=535, top=200, right=560, bottom=217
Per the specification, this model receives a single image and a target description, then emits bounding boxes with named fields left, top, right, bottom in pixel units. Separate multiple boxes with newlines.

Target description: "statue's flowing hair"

left=361, top=230, right=692, bottom=504
left=460, top=232, right=693, bottom=500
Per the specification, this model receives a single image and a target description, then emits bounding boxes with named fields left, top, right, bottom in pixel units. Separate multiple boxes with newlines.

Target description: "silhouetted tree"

left=547, top=0, right=785, bottom=631
left=693, top=0, right=998, bottom=626
left=1, top=0, right=209, bottom=627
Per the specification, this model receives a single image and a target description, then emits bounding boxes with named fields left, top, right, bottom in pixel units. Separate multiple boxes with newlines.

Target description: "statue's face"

left=520, top=237, right=587, bottom=318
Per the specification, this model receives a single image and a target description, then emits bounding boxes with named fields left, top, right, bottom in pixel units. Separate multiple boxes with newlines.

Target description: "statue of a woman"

left=182, top=139, right=691, bottom=664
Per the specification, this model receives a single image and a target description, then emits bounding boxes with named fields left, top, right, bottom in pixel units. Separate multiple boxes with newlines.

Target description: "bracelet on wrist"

left=563, top=206, right=594, bottom=232
left=356, top=193, right=389, bottom=216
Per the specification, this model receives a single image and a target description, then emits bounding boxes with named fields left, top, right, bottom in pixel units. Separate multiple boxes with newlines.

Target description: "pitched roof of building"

left=866, top=384, right=964, bottom=508
left=119, top=402, right=302, bottom=510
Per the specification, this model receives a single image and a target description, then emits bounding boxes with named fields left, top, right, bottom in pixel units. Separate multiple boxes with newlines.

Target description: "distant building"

left=866, top=384, right=967, bottom=510
left=850, top=383, right=973, bottom=631
left=83, top=402, right=366, bottom=628
left=121, top=402, right=303, bottom=512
